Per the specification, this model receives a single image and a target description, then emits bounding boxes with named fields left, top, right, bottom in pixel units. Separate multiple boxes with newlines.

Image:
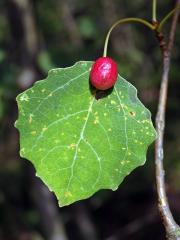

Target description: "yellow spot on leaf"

left=65, top=191, right=72, bottom=197
left=129, top=111, right=136, bottom=116
left=29, top=114, right=33, bottom=124
left=94, top=120, right=99, bottom=124
left=31, top=131, right=36, bottom=135
left=69, top=143, right=76, bottom=149
left=111, top=100, right=116, bottom=105
left=94, top=117, right=99, bottom=124
left=42, top=127, right=48, bottom=132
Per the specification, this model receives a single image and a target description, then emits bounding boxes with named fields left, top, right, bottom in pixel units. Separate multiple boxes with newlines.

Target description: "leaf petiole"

left=152, top=0, right=157, bottom=23
left=103, top=18, right=155, bottom=57
left=157, top=5, right=180, bottom=32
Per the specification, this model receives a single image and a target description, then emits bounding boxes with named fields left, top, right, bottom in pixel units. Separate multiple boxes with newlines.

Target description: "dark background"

left=0, top=0, right=180, bottom=239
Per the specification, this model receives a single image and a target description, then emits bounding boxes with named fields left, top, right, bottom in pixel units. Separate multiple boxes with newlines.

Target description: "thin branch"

left=155, top=0, right=180, bottom=239
left=152, top=0, right=157, bottom=22
left=158, top=4, right=180, bottom=32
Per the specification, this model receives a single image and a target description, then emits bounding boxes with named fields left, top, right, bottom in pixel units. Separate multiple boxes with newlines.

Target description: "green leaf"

left=15, top=61, right=156, bottom=206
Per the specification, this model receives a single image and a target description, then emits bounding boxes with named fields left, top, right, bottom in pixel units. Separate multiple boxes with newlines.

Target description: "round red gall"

left=90, top=57, right=118, bottom=90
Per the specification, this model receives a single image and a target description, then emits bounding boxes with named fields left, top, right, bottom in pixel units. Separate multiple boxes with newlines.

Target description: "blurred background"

left=0, top=0, right=180, bottom=239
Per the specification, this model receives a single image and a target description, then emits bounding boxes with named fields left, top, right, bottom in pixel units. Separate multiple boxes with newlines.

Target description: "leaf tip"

left=111, top=185, right=118, bottom=191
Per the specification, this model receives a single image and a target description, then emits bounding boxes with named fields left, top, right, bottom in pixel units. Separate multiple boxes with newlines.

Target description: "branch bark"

left=155, top=1, right=180, bottom=239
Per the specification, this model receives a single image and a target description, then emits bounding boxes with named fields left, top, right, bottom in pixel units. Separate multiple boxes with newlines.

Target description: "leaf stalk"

left=103, top=18, right=155, bottom=57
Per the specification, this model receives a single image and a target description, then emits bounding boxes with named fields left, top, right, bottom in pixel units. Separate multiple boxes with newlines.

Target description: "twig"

left=155, top=1, right=180, bottom=239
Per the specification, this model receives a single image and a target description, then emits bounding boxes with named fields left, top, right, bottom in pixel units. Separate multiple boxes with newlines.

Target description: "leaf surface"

left=16, top=61, right=156, bottom=206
